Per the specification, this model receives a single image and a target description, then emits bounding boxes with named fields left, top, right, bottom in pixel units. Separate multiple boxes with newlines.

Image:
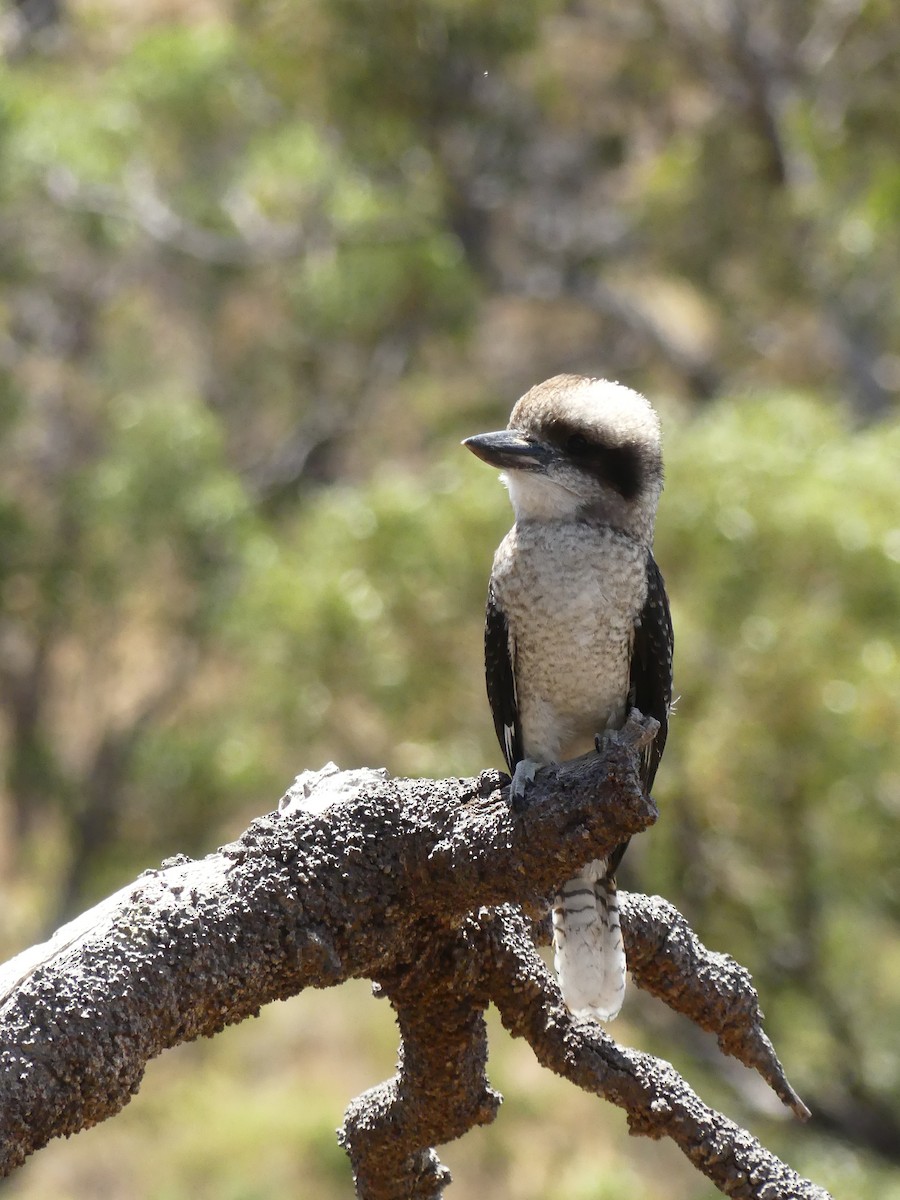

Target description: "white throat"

left=503, top=472, right=583, bottom=522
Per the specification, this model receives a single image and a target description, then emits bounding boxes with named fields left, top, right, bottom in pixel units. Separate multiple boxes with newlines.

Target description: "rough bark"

left=0, top=717, right=830, bottom=1198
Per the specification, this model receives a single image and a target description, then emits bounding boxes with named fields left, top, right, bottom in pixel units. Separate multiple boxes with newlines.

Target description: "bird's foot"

left=594, top=709, right=660, bottom=756
left=593, top=729, right=618, bottom=754
left=509, top=758, right=539, bottom=813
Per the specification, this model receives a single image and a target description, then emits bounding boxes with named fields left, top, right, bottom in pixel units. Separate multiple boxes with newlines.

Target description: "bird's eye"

left=566, top=433, right=591, bottom=455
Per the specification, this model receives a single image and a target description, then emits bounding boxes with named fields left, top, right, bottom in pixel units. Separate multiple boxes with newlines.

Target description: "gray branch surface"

left=0, top=722, right=830, bottom=1199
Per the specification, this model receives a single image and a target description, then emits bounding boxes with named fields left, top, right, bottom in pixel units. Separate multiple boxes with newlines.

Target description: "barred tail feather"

left=552, top=859, right=626, bottom=1022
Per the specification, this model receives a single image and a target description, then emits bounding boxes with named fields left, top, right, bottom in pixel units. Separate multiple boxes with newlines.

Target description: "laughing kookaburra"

left=464, top=374, right=673, bottom=1021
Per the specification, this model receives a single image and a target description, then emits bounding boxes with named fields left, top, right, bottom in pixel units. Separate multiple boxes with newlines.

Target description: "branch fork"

left=0, top=719, right=829, bottom=1199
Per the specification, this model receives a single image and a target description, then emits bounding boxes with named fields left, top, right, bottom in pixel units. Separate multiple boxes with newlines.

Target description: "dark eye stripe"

left=586, top=443, right=642, bottom=499
left=542, top=419, right=644, bottom=500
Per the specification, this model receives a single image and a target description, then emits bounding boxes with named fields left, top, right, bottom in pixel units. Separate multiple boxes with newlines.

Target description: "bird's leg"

left=509, top=758, right=539, bottom=812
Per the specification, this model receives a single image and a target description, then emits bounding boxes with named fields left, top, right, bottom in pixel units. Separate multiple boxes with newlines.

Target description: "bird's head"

left=464, top=374, right=663, bottom=542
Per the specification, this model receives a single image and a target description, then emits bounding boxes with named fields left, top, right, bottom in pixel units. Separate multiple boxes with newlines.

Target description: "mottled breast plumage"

left=490, top=520, right=648, bottom=764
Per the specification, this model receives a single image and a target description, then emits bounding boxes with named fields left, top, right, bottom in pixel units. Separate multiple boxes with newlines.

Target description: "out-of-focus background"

left=1, top=0, right=899, bottom=1196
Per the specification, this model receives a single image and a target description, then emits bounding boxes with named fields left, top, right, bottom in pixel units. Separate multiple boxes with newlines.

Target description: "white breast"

left=492, top=521, right=648, bottom=764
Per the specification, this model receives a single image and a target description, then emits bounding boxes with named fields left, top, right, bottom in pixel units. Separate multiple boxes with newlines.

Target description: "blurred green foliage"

left=1, top=0, right=899, bottom=1195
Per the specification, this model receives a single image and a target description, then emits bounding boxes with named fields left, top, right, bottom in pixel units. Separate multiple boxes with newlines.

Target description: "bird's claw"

left=594, top=730, right=617, bottom=754
left=595, top=709, right=660, bottom=755
left=509, top=758, right=538, bottom=813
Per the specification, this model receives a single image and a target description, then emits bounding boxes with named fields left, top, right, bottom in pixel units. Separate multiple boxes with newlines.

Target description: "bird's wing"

left=629, top=552, right=674, bottom=794
left=485, top=584, right=523, bottom=773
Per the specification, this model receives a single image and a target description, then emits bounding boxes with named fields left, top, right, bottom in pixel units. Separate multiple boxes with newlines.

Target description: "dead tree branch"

left=0, top=719, right=830, bottom=1198
left=488, top=908, right=820, bottom=1200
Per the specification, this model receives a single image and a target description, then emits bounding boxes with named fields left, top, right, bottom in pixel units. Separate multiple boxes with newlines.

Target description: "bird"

left=463, top=374, right=673, bottom=1021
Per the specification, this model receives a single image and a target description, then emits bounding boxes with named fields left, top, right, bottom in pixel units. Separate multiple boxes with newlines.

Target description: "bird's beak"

left=463, top=429, right=553, bottom=472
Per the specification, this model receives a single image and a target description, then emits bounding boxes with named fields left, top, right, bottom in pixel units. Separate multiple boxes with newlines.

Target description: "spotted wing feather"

left=484, top=585, right=522, bottom=774
left=605, top=553, right=673, bottom=879
left=629, top=552, right=674, bottom=793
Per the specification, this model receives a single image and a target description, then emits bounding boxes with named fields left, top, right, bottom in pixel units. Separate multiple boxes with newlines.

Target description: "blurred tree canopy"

left=1, top=1, right=899, bottom=1197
